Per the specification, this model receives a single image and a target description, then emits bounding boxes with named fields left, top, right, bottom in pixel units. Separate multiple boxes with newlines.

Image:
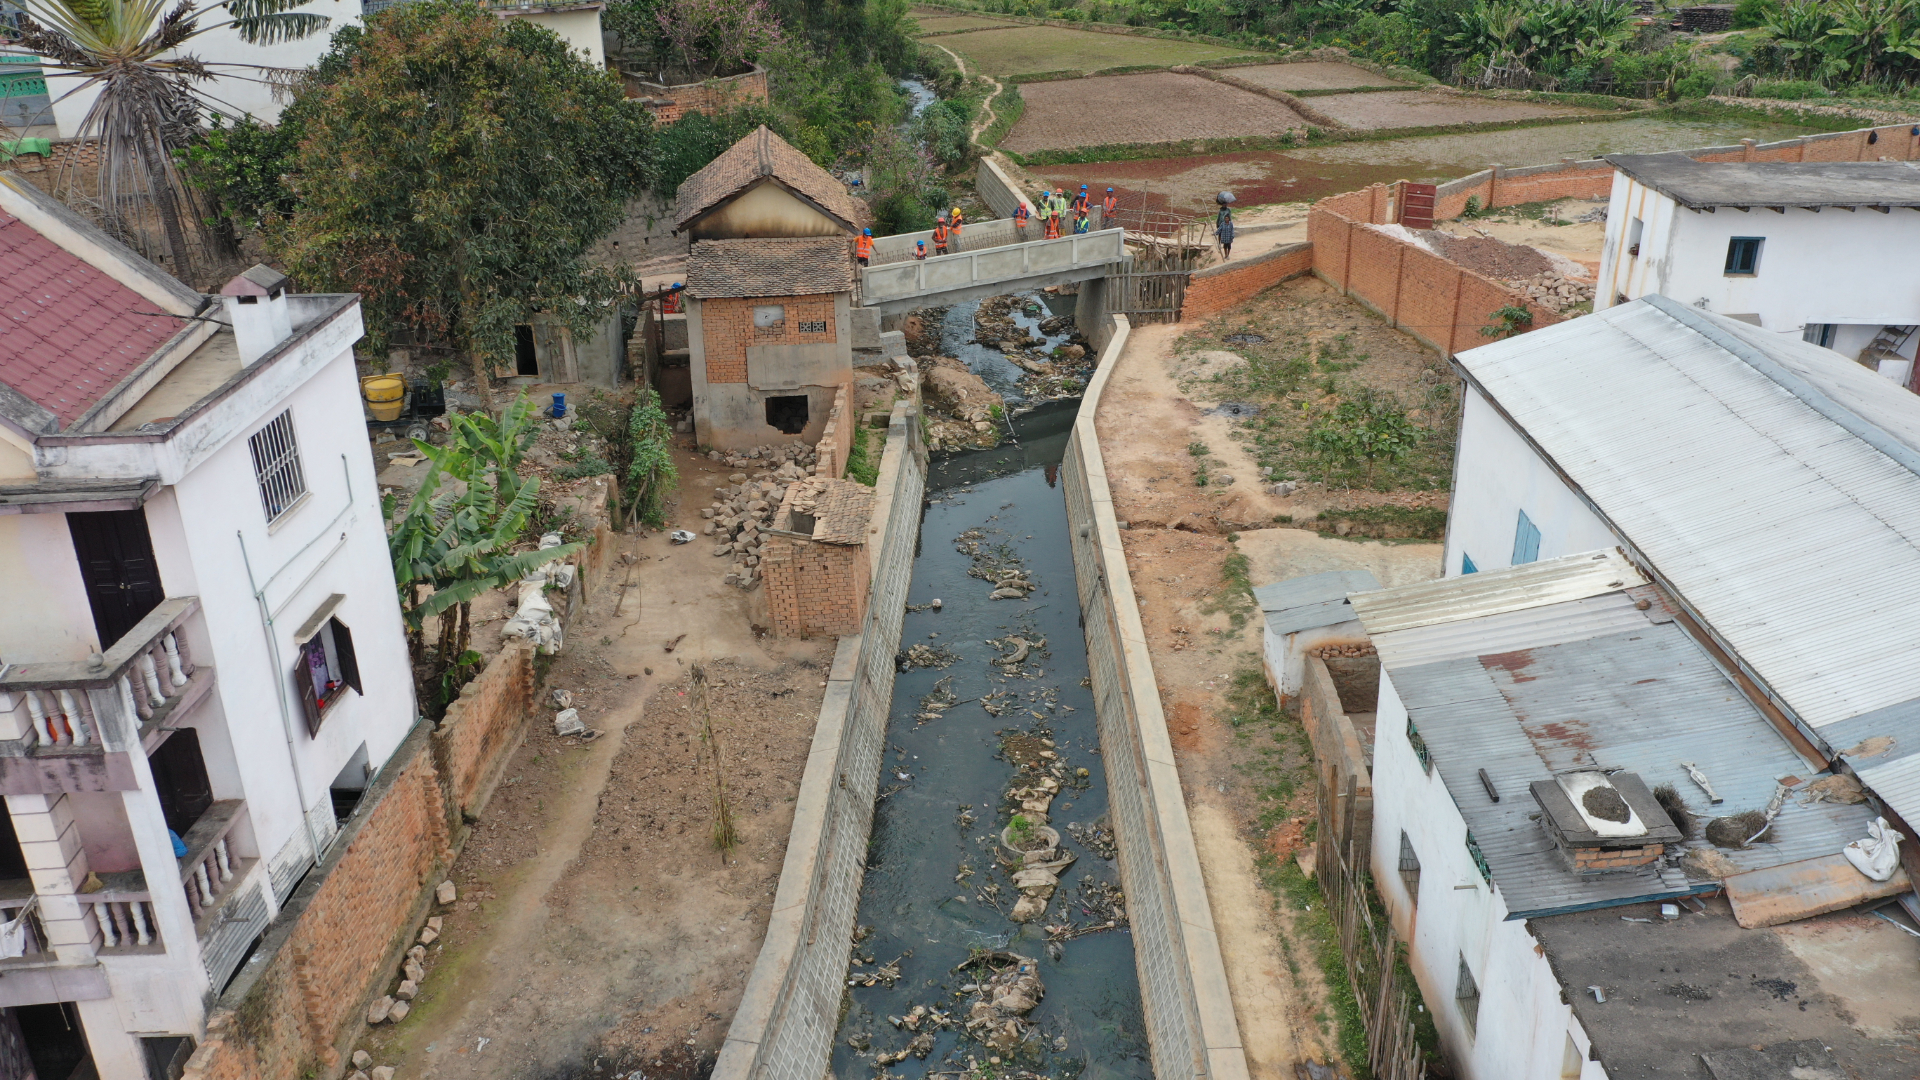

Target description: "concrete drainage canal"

left=832, top=397, right=1150, bottom=1079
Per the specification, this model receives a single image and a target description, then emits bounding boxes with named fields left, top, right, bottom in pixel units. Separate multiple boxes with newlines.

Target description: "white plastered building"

left=0, top=172, right=412, bottom=1077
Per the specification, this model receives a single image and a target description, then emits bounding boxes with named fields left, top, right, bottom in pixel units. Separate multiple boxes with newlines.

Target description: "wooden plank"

left=1724, top=853, right=1913, bottom=928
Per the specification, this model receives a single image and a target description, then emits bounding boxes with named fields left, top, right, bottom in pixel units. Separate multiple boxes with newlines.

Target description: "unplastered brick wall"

left=813, top=384, right=853, bottom=480
left=626, top=65, right=769, bottom=124
left=761, top=537, right=870, bottom=638
left=184, top=641, right=540, bottom=1080
left=1182, top=242, right=1314, bottom=319
left=699, top=294, right=839, bottom=383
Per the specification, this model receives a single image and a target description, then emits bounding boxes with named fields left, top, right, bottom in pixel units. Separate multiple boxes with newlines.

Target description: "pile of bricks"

left=698, top=443, right=820, bottom=588
left=1310, top=642, right=1376, bottom=659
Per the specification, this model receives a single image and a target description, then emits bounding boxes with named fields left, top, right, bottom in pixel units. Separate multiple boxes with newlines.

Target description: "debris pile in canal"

left=974, top=296, right=1093, bottom=401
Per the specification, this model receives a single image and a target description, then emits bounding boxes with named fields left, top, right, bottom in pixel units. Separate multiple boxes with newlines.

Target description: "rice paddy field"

left=919, top=23, right=1257, bottom=75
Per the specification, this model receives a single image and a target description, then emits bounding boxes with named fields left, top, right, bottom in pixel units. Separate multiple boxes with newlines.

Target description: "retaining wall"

left=977, top=155, right=1039, bottom=221
left=1064, top=315, right=1252, bottom=1080
left=184, top=642, right=537, bottom=1080
left=713, top=396, right=928, bottom=1080
left=1183, top=242, right=1315, bottom=320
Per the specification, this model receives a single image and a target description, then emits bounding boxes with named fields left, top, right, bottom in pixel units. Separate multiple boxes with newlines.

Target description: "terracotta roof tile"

left=684, top=237, right=855, bottom=299
left=672, top=125, right=867, bottom=233
left=0, top=211, right=182, bottom=428
left=811, top=479, right=873, bottom=545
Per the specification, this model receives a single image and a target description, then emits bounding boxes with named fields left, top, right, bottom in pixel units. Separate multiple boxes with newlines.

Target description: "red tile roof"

left=0, top=210, right=183, bottom=428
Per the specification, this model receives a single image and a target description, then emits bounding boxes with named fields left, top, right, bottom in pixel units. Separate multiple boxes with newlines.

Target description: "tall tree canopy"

left=269, top=0, right=653, bottom=387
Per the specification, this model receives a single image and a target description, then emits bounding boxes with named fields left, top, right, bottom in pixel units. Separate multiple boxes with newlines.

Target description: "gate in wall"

left=1116, top=269, right=1188, bottom=324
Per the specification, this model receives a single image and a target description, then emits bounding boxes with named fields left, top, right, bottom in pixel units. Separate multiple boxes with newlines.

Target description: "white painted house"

left=1350, top=551, right=1912, bottom=1080
left=1594, top=154, right=1920, bottom=389
left=0, top=173, right=412, bottom=1077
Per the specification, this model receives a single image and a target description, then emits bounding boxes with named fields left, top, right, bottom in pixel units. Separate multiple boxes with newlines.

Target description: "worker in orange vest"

left=932, top=216, right=950, bottom=255
left=855, top=228, right=873, bottom=267
left=1014, top=200, right=1030, bottom=240
left=949, top=206, right=965, bottom=250
left=662, top=283, right=682, bottom=314
left=1101, top=187, right=1118, bottom=219
left=914, top=241, right=928, bottom=260
left=1072, top=185, right=1090, bottom=214
left=1044, top=209, right=1061, bottom=240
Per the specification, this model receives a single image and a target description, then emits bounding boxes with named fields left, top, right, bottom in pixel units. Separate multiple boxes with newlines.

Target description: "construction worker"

left=949, top=206, right=965, bottom=251
left=933, top=215, right=950, bottom=256
left=1072, top=185, right=1090, bottom=214
left=1073, top=206, right=1090, bottom=234
left=855, top=228, right=873, bottom=267
left=1101, top=187, right=1118, bottom=223
left=1014, top=199, right=1030, bottom=240
left=1049, top=188, right=1070, bottom=225
left=662, top=282, right=683, bottom=314
left=1034, top=190, right=1052, bottom=237
left=914, top=240, right=928, bottom=261
left=1044, top=206, right=1062, bottom=240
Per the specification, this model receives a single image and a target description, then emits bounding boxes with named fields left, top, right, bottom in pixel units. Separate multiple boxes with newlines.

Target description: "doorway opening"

left=513, top=325, right=539, bottom=376
left=765, top=395, right=809, bottom=435
left=148, top=728, right=213, bottom=839
left=15, top=1003, right=89, bottom=1080
left=330, top=744, right=371, bottom=824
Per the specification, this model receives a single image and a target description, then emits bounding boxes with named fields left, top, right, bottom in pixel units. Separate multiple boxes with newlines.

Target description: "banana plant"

left=0, top=0, right=327, bottom=276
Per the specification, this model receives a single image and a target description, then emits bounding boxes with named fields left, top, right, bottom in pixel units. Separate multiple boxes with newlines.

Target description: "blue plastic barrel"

left=551, top=392, right=566, bottom=419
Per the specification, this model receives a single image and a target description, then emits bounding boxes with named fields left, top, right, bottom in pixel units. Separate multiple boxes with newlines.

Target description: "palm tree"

left=0, top=0, right=327, bottom=279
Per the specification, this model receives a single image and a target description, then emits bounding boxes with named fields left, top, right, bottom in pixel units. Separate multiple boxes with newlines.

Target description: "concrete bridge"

left=859, top=227, right=1128, bottom=314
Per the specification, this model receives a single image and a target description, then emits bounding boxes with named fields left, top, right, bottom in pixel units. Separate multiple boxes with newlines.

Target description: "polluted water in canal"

left=831, top=403, right=1150, bottom=1080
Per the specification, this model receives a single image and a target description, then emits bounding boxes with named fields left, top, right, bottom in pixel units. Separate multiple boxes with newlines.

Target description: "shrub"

left=1752, top=78, right=1830, bottom=98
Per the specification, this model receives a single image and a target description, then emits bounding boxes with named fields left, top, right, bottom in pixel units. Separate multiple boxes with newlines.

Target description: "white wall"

left=1597, top=171, right=1920, bottom=338
left=1262, top=620, right=1365, bottom=700
left=1442, top=386, right=1617, bottom=578
left=498, top=6, right=605, bottom=69
left=0, top=513, right=99, bottom=663
left=44, top=0, right=365, bottom=139
left=1370, top=671, right=1607, bottom=1080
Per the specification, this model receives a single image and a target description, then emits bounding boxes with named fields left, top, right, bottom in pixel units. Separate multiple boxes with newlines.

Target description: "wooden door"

left=66, top=509, right=163, bottom=651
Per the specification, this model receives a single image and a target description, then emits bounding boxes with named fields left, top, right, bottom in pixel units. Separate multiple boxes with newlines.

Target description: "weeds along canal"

left=830, top=319, right=1149, bottom=1079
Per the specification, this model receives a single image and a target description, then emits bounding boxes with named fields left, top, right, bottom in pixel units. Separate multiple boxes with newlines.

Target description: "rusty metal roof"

left=0, top=209, right=184, bottom=428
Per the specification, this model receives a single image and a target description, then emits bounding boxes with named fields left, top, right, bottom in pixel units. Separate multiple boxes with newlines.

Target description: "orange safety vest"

left=855, top=234, right=873, bottom=260
left=1044, top=216, right=1060, bottom=239
left=951, top=213, right=964, bottom=234
left=1015, top=204, right=1029, bottom=226
left=933, top=222, right=949, bottom=246
left=1102, top=194, right=1117, bottom=214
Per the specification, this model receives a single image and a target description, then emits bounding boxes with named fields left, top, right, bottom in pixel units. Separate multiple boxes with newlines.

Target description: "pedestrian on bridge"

left=1215, top=199, right=1235, bottom=260
left=1034, top=191, right=1052, bottom=236
left=1101, top=187, right=1118, bottom=223
left=933, top=215, right=951, bottom=256
left=1049, top=189, right=1069, bottom=224
left=1072, top=185, right=1090, bottom=215
left=855, top=228, right=873, bottom=267
left=950, top=206, right=965, bottom=250
left=914, top=240, right=927, bottom=261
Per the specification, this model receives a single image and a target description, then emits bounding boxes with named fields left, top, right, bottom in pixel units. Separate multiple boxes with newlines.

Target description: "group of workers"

left=847, top=184, right=1125, bottom=267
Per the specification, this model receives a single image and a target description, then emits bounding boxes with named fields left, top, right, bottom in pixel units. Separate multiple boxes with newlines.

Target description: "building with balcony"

left=0, top=173, right=412, bottom=1078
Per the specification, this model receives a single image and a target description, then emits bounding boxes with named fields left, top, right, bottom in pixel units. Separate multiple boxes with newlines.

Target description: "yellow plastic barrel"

left=361, top=373, right=405, bottom=421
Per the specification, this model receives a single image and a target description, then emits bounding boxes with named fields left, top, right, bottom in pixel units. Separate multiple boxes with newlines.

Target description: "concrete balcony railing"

left=0, top=597, right=210, bottom=755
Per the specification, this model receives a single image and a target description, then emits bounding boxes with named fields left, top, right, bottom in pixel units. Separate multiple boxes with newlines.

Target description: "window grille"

left=249, top=411, right=307, bottom=523
left=1398, top=831, right=1421, bottom=904
left=1466, top=830, right=1492, bottom=884
left=1457, top=955, right=1481, bottom=1036
left=1408, top=716, right=1431, bottom=772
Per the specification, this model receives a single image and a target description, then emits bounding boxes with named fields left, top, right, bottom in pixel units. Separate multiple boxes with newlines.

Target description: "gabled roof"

left=1454, top=295, right=1920, bottom=736
left=1253, top=569, right=1378, bottom=636
left=1607, top=153, right=1920, bottom=210
left=684, top=238, right=854, bottom=299
left=672, top=125, right=864, bottom=233
left=0, top=206, right=186, bottom=429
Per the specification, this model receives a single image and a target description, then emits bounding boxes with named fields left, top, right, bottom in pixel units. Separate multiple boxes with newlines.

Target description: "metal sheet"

left=1372, top=592, right=1650, bottom=670
left=1253, top=569, right=1380, bottom=636
left=1456, top=298, right=1920, bottom=731
left=1855, top=755, right=1920, bottom=833
left=1350, top=548, right=1645, bottom=636
left=1723, top=853, right=1913, bottom=929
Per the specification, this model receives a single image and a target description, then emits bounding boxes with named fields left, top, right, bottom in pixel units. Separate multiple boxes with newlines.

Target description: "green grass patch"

left=1313, top=506, right=1447, bottom=540
left=845, top=426, right=880, bottom=486
left=1656, top=98, right=1892, bottom=134
left=928, top=24, right=1253, bottom=77
left=1199, top=550, right=1258, bottom=631
left=1261, top=853, right=1371, bottom=1073
left=979, top=82, right=1026, bottom=148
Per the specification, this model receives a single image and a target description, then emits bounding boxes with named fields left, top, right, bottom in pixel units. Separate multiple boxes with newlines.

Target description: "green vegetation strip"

left=979, top=81, right=1026, bottom=148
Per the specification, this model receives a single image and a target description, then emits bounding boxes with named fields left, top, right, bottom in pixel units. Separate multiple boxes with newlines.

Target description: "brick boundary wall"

left=623, top=64, right=769, bottom=123
left=181, top=574, right=565, bottom=1079
left=714, top=395, right=928, bottom=1080
left=813, top=384, right=854, bottom=480
left=1063, top=316, right=1253, bottom=1080
left=1182, top=242, right=1315, bottom=320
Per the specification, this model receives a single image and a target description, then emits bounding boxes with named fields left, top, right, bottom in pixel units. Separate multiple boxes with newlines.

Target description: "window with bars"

left=248, top=411, right=307, bottom=523
left=1398, top=831, right=1421, bottom=905
left=1466, top=830, right=1492, bottom=884
left=1408, top=716, right=1431, bottom=773
left=1456, top=955, right=1481, bottom=1037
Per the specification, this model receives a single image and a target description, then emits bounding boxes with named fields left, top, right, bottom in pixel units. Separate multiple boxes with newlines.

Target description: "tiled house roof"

left=0, top=210, right=182, bottom=428
left=673, top=125, right=866, bottom=233
left=684, top=237, right=855, bottom=298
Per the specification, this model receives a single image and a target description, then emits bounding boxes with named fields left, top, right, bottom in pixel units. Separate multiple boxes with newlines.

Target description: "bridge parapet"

left=860, top=228, right=1127, bottom=314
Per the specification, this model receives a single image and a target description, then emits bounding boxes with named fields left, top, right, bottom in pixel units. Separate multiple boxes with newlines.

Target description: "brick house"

left=760, top=478, right=874, bottom=637
left=673, top=127, right=868, bottom=449
left=0, top=173, right=413, bottom=1077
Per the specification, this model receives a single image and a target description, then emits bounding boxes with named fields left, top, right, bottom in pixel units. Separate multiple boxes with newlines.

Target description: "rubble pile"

left=705, top=441, right=819, bottom=473
left=922, top=355, right=1005, bottom=450
left=997, top=728, right=1077, bottom=922
left=957, top=952, right=1047, bottom=1052
left=974, top=297, right=1094, bottom=403
left=1503, top=271, right=1595, bottom=313
left=699, top=458, right=809, bottom=589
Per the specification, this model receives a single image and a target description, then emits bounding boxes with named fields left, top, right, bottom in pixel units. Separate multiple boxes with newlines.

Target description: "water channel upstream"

left=830, top=298, right=1150, bottom=1079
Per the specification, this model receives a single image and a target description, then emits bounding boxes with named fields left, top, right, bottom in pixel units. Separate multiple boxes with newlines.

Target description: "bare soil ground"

left=1094, top=307, right=1446, bottom=1077
left=1433, top=196, right=1606, bottom=275
left=931, top=25, right=1253, bottom=76
left=351, top=447, right=832, bottom=1080
left=1305, top=89, right=1598, bottom=129
left=1004, top=72, right=1306, bottom=152
left=1229, top=61, right=1408, bottom=91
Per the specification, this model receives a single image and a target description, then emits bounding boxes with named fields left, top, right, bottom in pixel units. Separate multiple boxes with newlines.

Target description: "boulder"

left=366, top=996, right=394, bottom=1024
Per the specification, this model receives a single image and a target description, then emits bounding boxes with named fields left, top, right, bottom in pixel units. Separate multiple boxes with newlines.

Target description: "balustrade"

left=0, top=597, right=202, bottom=751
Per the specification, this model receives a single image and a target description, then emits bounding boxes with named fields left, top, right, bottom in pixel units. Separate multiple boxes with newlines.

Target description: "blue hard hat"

left=672, top=281, right=682, bottom=287
left=1107, top=187, right=1114, bottom=192
left=1080, top=184, right=1088, bottom=190
left=863, top=228, right=871, bottom=235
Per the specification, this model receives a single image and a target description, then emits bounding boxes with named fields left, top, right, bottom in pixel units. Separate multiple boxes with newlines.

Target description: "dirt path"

left=926, top=40, right=1002, bottom=144
left=353, top=448, right=830, bottom=1080
left=1094, top=305, right=1447, bottom=1077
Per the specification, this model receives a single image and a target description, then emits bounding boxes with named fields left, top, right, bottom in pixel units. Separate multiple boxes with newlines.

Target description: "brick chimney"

left=220, top=264, right=293, bottom=365
left=1531, top=771, right=1681, bottom=875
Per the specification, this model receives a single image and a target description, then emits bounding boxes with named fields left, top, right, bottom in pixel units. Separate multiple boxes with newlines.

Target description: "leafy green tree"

left=269, top=0, right=653, bottom=391
left=2, top=0, right=327, bottom=277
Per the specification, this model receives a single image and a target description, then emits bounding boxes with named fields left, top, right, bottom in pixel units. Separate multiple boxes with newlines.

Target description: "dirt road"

left=352, top=448, right=830, bottom=1080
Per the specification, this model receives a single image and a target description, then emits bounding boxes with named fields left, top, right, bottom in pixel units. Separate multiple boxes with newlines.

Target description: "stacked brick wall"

left=813, top=384, right=853, bottom=480
left=1299, top=656, right=1373, bottom=861
left=183, top=641, right=540, bottom=1080
left=713, top=401, right=927, bottom=1080
left=1311, top=185, right=1560, bottom=356
left=625, top=66, right=769, bottom=123
left=698, top=295, right=840, bottom=383
left=1181, top=242, right=1314, bottom=319
left=761, top=537, right=870, bottom=638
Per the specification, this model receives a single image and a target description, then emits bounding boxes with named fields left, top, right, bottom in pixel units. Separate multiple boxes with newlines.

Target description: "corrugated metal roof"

left=1253, top=569, right=1379, bottom=636
left=1350, top=548, right=1644, bottom=636
left=1854, top=755, right=1920, bottom=834
left=1455, top=296, right=1920, bottom=732
left=1391, top=619, right=1876, bottom=919
left=1372, top=592, right=1654, bottom=670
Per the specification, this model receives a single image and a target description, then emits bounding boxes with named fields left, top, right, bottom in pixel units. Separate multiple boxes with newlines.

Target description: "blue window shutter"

left=1512, top=510, right=1541, bottom=565
left=1462, top=552, right=1478, bottom=575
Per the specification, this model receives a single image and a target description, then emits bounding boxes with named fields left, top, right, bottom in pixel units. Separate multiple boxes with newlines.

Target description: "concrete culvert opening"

left=765, top=394, right=809, bottom=435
